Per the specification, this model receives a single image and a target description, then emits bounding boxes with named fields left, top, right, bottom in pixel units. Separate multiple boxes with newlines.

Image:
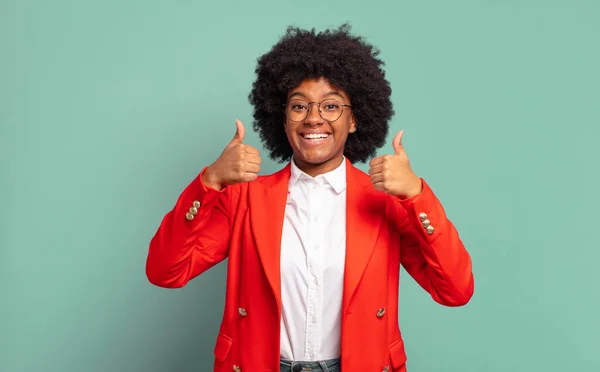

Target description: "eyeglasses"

left=284, top=99, right=352, bottom=122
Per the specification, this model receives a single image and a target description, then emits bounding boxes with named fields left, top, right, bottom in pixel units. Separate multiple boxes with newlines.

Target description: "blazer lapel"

left=248, top=164, right=291, bottom=313
left=343, top=159, right=387, bottom=314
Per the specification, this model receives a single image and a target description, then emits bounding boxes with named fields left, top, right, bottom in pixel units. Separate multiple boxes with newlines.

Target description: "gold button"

left=422, top=219, right=430, bottom=227
left=383, top=366, right=390, bottom=372
left=189, top=206, right=198, bottom=215
left=419, top=212, right=428, bottom=221
left=376, top=308, right=385, bottom=318
left=193, top=200, right=201, bottom=208
left=238, top=308, right=247, bottom=317
left=426, top=225, right=435, bottom=235
left=233, top=365, right=241, bottom=372
left=185, top=212, right=194, bottom=221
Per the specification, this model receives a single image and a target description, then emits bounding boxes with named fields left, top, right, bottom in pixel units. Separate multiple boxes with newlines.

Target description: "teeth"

left=303, top=133, right=329, bottom=139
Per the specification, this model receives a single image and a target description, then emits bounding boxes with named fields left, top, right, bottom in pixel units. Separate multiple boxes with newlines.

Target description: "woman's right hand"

left=202, top=119, right=262, bottom=191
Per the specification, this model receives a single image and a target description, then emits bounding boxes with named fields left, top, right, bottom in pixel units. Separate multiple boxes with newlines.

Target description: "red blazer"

left=146, top=158, right=474, bottom=372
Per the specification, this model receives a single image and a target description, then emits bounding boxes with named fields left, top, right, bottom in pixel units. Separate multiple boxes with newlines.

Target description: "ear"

left=349, top=117, right=357, bottom=133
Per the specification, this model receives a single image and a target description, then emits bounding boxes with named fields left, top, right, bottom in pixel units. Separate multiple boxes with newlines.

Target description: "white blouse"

left=279, top=157, right=347, bottom=361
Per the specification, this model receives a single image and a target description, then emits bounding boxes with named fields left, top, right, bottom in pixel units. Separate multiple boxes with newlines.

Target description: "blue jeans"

left=279, top=358, right=341, bottom=372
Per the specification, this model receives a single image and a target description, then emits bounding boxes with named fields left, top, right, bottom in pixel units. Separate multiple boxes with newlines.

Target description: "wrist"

left=202, top=167, right=224, bottom=191
left=402, top=177, right=423, bottom=199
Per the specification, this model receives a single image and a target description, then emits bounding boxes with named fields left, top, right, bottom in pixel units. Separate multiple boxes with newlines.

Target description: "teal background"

left=2, top=0, right=599, bottom=371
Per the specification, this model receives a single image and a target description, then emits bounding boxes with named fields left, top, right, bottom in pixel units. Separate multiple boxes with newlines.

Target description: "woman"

left=146, top=24, right=474, bottom=372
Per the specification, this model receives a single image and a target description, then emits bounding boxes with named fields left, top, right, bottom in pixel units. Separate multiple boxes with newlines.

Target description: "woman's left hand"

left=368, top=130, right=423, bottom=198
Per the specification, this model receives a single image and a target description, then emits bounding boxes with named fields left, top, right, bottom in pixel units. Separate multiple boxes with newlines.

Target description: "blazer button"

left=421, top=219, right=430, bottom=227
left=233, top=365, right=241, bottom=372
left=185, top=212, right=194, bottom=221
left=426, top=225, right=435, bottom=235
left=189, top=206, right=198, bottom=215
left=419, top=212, right=428, bottom=221
left=382, top=366, right=390, bottom=372
left=238, top=308, right=247, bottom=317
left=376, top=308, right=386, bottom=318
left=193, top=200, right=201, bottom=209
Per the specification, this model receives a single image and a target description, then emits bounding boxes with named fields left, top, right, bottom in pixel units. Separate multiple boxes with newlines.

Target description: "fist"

left=202, top=119, right=262, bottom=191
left=368, top=130, right=422, bottom=198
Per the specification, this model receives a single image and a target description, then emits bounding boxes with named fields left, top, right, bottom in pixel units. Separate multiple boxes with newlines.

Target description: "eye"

left=322, top=102, right=341, bottom=111
left=288, top=99, right=309, bottom=112
left=292, top=104, right=307, bottom=111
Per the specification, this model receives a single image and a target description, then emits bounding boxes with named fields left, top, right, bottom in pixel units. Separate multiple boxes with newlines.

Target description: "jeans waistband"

left=280, top=357, right=341, bottom=372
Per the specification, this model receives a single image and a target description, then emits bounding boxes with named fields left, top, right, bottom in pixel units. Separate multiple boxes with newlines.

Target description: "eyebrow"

left=288, top=91, right=346, bottom=100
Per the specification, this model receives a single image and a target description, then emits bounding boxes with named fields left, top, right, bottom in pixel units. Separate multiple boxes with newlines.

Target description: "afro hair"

left=248, top=24, right=394, bottom=164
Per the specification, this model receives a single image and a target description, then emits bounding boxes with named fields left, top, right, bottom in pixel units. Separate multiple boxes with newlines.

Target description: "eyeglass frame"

left=282, top=98, right=352, bottom=123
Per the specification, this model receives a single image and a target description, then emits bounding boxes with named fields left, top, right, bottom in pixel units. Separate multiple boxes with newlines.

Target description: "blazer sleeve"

left=396, top=179, right=474, bottom=306
left=145, top=167, right=232, bottom=288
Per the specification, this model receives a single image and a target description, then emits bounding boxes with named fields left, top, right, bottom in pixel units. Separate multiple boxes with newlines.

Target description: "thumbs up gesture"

left=368, top=130, right=422, bottom=198
left=202, top=119, right=262, bottom=191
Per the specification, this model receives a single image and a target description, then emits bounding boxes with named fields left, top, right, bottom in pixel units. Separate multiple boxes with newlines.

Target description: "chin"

left=297, top=152, right=337, bottom=166
left=297, top=151, right=327, bottom=162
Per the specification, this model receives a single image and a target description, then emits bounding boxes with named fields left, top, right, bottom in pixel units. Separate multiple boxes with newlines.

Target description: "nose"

left=305, top=102, right=324, bottom=125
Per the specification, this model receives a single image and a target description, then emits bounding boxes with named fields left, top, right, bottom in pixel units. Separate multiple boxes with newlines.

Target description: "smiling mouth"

left=301, top=133, right=331, bottom=140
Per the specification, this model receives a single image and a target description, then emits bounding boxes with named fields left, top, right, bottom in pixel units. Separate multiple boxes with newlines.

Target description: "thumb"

left=230, top=119, right=245, bottom=144
left=392, top=129, right=404, bottom=155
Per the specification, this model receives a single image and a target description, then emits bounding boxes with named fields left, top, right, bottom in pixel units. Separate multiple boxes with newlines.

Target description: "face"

left=284, top=77, right=356, bottom=177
